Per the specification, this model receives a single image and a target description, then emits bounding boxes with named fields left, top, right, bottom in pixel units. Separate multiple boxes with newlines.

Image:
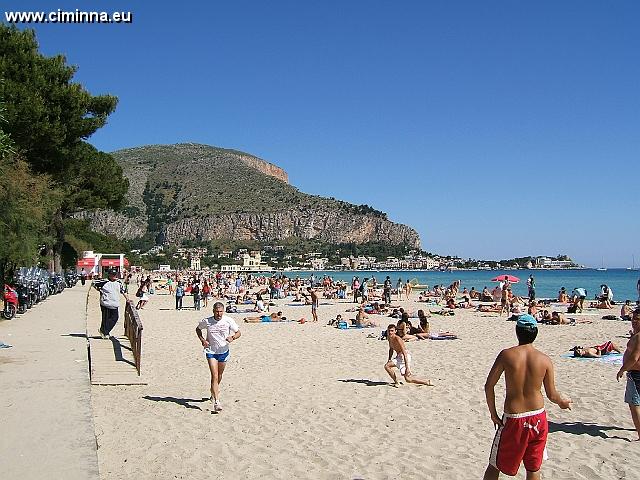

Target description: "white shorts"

left=395, top=353, right=412, bottom=375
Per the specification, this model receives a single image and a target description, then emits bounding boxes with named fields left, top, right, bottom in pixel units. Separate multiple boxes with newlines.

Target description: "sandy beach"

left=87, top=289, right=640, bottom=480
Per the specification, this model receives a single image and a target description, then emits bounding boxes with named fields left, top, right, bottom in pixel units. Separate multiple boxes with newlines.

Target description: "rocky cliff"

left=162, top=209, right=420, bottom=247
left=77, top=143, right=421, bottom=248
left=234, top=152, right=288, bottom=183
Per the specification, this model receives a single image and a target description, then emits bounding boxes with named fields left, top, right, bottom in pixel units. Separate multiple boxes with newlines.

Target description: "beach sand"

left=91, top=292, right=640, bottom=479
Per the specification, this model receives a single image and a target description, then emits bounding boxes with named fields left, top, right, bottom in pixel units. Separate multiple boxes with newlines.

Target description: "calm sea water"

left=293, top=269, right=640, bottom=301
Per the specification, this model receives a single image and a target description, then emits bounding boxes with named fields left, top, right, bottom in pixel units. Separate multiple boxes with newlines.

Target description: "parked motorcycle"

left=64, top=270, right=78, bottom=288
left=12, top=268, right=30, bottom=314
left=2, top=284, right=18, bottom=319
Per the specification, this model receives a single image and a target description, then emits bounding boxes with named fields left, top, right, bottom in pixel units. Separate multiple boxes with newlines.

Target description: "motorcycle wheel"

left=18, top=304, right=27, bottom=314
left=2, top=304, right=17, bottom=319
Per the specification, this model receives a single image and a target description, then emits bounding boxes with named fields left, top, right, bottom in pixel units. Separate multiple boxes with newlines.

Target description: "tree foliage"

left=0, top=154, right=61, bottom=281
left=0, top=24, right=129, bottom=271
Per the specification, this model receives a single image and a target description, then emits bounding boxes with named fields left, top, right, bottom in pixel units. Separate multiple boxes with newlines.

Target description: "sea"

left=291, top=269, right=640, bottom=302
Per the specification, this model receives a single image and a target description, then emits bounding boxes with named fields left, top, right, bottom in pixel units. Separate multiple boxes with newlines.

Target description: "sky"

left=3, top=1, right=639, bottom=267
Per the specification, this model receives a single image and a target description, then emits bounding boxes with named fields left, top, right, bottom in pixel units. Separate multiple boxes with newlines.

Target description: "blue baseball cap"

left=516, top=313, right=537, bottom=329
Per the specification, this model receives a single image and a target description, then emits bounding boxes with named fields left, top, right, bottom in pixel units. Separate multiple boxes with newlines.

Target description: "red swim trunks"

left=596, top=341, right=615, bottom=354
left=489, top=408, right=548, bottom=476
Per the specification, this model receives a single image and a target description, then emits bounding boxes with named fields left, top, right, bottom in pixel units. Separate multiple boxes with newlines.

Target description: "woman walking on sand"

left=136, top=279, right=150, bottom=310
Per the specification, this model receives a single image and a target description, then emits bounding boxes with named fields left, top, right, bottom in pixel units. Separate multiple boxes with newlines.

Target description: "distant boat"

left=597, top=257, right=607, bottom=271
left=627, top=255, right=638, bottom=271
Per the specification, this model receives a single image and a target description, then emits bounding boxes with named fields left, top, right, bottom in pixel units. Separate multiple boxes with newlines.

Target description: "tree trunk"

left=52, top=210, right=64, bottom=273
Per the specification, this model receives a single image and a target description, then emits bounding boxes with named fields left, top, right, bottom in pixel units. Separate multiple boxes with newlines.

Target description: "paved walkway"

left=0, top=283, right=100, bottom=480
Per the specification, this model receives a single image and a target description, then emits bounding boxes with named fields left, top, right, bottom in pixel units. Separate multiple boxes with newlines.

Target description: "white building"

left=220, top=252, right=273, bottom=272
left=76, top=250, right=129, bottom=278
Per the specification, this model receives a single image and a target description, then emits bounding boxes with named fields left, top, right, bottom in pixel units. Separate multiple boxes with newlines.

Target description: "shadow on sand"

left=143, top=395, right=210, bottom=411
left=548, top=421, right=635, bottom=441
left=338, top=378, right=390, bottom=387
left=61, top=333, right=87, bottom=338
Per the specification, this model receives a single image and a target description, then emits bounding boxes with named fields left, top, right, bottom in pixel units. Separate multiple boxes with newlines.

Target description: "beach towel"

left=337, top=321, right=366, bottom=330
left=430, top=310, right=455, bottom=316
left=560, top=352, right=622, bottom=366
left=428, top=333, right=459, bottom=340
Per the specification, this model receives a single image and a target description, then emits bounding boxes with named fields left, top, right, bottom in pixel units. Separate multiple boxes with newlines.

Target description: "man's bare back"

left=487, top=344, right=570, bottom=420
left=483, top=317, right=571, bottom=480
left=496, top=345, right=550, bottom=414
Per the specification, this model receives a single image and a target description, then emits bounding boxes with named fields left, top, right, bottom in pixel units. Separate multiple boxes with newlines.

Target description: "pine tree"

left=0, top=25, right=128, bottom=271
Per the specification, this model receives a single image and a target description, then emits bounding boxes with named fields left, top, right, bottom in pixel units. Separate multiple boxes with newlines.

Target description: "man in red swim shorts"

left=483, top=313, right=572, bottom=479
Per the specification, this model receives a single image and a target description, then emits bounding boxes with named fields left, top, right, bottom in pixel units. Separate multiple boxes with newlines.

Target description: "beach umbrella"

left=491, top=274, right=520, bottom=283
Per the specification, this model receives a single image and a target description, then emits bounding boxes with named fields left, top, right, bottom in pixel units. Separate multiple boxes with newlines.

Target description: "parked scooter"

left=2, top=284, right=18, bottom=319
left=12, top=268, right=30, bottom=314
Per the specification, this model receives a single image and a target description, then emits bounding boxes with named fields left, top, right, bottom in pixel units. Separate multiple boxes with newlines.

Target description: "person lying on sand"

left=478, top=303, right=502, bottom=313
left=572, top=341, right=623, bottom=358
left=538, top=309, right=552, bottom=322
left=384, top=324, right=433, bottom=387
left=540, top=311, right=570, bottom=325
left=429, top=331, right=458, bottom=339
left=363, top=301, right=387, bottom=315
left=244, top=311, right=287, bottom=323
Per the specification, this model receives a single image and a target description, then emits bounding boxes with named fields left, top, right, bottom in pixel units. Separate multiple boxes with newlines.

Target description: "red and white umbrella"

left=491, top=274, right=520, bottom=283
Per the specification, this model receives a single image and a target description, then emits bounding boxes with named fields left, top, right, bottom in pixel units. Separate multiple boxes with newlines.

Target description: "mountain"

left=76, top=143, right=421, bottom=248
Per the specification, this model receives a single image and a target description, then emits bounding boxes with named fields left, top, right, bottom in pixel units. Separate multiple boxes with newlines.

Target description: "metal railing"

left=124, top=300, right=143, bottom=375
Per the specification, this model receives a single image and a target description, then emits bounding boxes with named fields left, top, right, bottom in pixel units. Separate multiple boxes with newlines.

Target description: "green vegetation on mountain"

left=112, top=143, right=386, bottom=229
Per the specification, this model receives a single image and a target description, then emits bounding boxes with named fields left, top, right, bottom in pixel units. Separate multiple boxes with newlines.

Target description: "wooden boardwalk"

left=87, top=288, right=146, bottom=385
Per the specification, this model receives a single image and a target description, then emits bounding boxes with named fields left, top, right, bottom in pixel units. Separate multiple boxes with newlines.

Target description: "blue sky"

left=4, top=1, right=639, bottom=267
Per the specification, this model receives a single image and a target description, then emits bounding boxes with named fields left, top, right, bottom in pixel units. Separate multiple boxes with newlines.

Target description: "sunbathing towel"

left=430, top=309, right=455, bottom=316
left=560, top=352, right=622, bottom=366
left=429, top=333, right=459, bottom=340
left=337, top=321, right=364, bottom=330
